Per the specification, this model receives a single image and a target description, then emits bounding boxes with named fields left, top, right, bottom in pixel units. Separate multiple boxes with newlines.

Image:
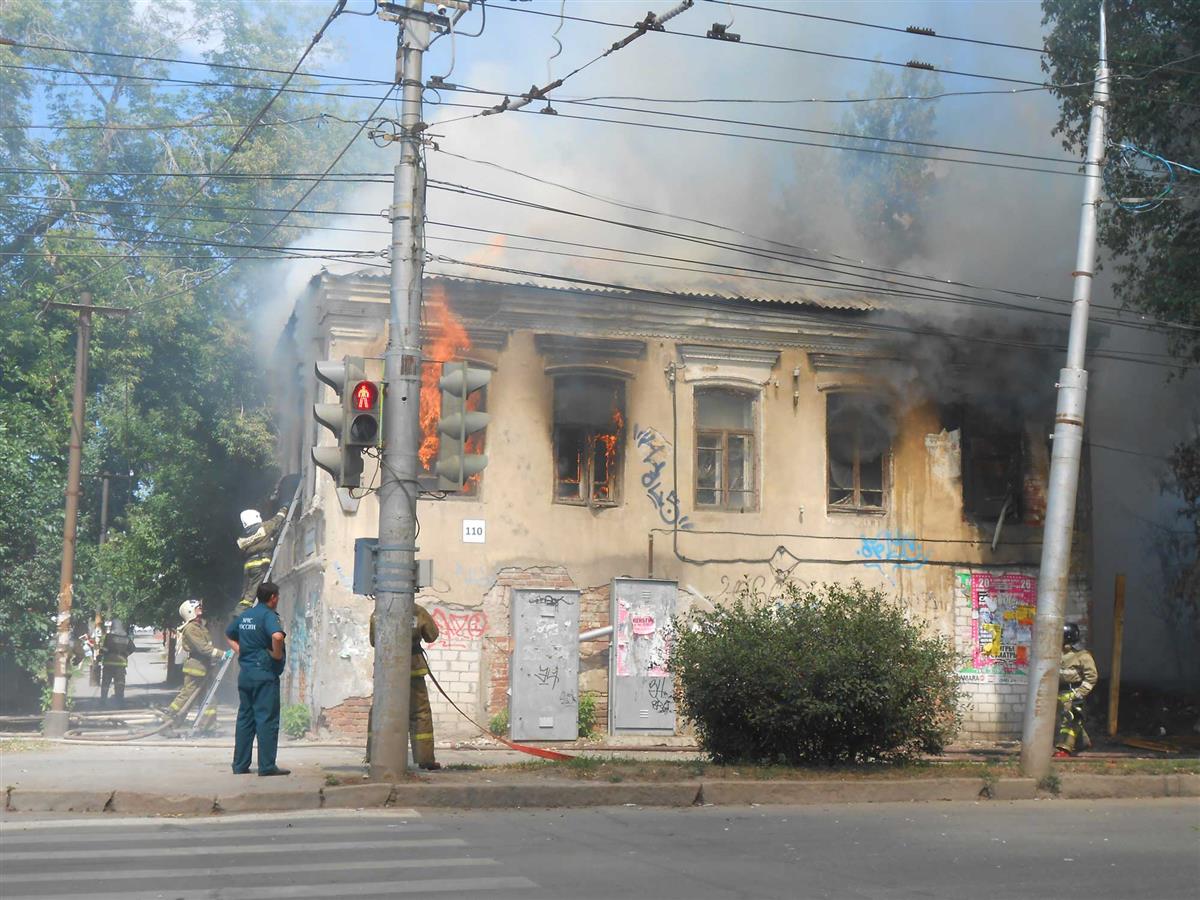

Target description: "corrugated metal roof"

left=340, top=269, right=877, bottom=312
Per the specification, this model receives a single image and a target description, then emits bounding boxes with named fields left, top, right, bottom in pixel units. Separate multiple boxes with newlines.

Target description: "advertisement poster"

left=961, top=572, right=1037, bottom=679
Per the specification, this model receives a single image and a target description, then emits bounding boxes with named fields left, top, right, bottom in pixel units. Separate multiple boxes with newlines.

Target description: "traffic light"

left=435, top=361, right=490, bottom=490
left=312, top=355, right=381, bottom=489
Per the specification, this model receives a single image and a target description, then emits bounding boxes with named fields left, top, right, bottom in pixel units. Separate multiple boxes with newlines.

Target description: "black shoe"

left=418, top=762, right=442, bottom=771
left=259, top=767, right=291, bottom=776
left=232, top=768, right=251, bottom=775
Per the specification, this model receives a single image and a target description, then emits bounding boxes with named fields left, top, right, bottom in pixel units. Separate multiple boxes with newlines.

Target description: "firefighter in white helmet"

left=166, top=599, right=230, bottom=731
left=235, top=506, right=287, bottom=615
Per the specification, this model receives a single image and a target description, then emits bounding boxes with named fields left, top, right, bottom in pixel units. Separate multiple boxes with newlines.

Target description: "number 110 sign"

left=462, top=519, right=486, bottom=544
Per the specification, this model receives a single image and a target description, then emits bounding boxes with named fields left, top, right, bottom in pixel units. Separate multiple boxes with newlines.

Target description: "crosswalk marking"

left=3, top=876, right=539, bottom=900
left=0, top=836, right=465, bottom=862
left=0, top=857, right=498, bottom=885
left=0, top=822, right=435, bottom=845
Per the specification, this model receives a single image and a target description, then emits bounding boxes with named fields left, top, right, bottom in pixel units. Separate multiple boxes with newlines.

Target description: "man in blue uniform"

left=225, top=581, right=289, bottom=776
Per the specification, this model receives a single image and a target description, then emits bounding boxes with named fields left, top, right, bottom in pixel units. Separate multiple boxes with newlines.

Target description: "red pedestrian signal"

left=352, top=380, right=379, bottom=411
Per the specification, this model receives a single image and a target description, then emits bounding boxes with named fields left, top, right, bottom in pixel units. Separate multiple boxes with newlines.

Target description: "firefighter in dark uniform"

left=1054, top=621, right=1098, bottom=757
left=99, top=619, right=135, bottom=707
left=234, top=508, right=288, bottom=616
left=368, top=603, right=441, bottom=770
left=225, top=581, right=289, bottom=776
left=167, top=600, right=230, bottom=731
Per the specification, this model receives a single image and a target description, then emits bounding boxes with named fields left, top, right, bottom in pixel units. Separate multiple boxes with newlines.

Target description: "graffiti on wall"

left=633, top=424, right=694, bottom=529
left=430, top=607, right=488, bottom=651
left=960, top=572, right=1037, bottom=680
left=857, top=531, right=930, bottom=576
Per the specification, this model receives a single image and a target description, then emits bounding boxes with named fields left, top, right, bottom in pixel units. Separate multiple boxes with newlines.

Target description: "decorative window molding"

left=678, top=344, right=780, bottom=386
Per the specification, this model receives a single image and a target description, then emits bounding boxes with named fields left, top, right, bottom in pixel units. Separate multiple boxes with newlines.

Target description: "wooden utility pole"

left=43, top=294, right=130, bottom=738
left=1108, top=573, right=1126, bottom=737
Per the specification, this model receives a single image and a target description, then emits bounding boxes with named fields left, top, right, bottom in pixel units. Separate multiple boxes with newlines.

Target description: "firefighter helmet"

left=1063, top=622, right=1081, bottom=647
left=179, top=599, right=202, bottom=625
left=240, top=509, right=263, bottom=531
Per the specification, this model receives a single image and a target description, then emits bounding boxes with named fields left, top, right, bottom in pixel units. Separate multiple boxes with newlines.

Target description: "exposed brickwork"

left=320, top=695, right=371, bottom=739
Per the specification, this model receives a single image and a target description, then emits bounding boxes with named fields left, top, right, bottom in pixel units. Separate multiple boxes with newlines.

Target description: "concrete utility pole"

left=1020, top=2, right=1110, bottom=778
left=371, top=0, right=432, bottom=780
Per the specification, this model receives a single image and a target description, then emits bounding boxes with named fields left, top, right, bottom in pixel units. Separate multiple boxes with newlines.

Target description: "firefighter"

left=225, top=581, right=289, bottom=776
left=1054, top=621, right=1098, bottom=758
left=99, top=619, right=135, bottom=707
left=234, top=506, right=287, bottom=615
left=167, top=600, right=230, bottom=732
left=367, top=604, right=442, bottom=770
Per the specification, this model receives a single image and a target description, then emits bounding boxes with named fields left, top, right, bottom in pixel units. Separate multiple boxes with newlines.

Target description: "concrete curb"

left=5, top=775, right=1198, bottom=816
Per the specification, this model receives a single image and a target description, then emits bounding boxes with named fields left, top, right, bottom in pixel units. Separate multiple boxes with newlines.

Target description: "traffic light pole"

left=372, top=0, right=430, bottom=780
left=1019, top=2, right=1109, bottom=779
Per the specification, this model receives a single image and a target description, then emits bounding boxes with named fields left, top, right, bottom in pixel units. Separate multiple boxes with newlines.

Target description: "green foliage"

left=0, top=0, right=372, bottom=701
left=488, top=707, right=509, bottom=737
left=1042, top=0, right=1200, bottom=364
left=281, top=703, right=311, bottom=739
left=577, top=690, right=598, bottom=738
left=1038, top=773, right=1062, bottom=795
left=668, top=580, right=962, bottom=766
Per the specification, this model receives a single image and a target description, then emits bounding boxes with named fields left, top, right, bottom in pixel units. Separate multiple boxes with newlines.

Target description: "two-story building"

left=267, top=270, right=1091, bottom=745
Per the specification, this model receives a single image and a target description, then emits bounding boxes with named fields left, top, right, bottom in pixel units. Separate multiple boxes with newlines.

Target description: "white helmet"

left=179, top=599, right=202, bottom=624
left=240, top=509, right=263, bottom=530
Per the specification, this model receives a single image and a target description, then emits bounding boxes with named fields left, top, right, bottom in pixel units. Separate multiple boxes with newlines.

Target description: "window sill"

left=827, top=505, right=887, bottom=517
left=553, top=499, right=622, bottom=509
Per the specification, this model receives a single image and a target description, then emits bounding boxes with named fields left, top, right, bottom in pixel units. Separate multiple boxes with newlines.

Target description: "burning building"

left=268, top=271, right=1090, bottom=744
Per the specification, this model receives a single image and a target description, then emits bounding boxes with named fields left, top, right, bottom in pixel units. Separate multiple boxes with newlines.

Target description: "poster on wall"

left=959, top=572, right=1037, bottom=681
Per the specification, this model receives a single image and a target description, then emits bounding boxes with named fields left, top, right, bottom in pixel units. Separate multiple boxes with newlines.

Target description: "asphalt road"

left=1, top=799, right=1196, bottom=899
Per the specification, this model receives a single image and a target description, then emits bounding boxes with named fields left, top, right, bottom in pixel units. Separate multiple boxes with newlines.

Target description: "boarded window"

left=553, top=375, right=624, bottom=505
left=695, top=388, right=757, bottom=511
left=827, top=393, right=891, bottom=512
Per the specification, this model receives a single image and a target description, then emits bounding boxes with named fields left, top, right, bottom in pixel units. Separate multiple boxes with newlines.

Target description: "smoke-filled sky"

left=247, top=0, right=1196, bottom=683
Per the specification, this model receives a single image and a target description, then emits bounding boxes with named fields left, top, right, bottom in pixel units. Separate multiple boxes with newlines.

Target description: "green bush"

left=281, top=703, right=311, bottom=740
left=578, top=691, right=598, bottom=738
left=668, top=580, right=962, bottom=765
left=488, top=707, right=509, bottom=737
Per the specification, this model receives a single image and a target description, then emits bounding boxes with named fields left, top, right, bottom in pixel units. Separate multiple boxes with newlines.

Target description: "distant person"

left=367, top=603, right=442, bottom=770
left=234, top=506, right=287, bottom=616
left=1054, top=621, right=1098, bottom=758
left=226, top=581, right=289, bottom=776
left=166, top=600, right=231, bottom=732
left=99, top=619, right=135, bottom=708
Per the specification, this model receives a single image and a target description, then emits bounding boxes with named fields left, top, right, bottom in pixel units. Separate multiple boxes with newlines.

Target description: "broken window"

left=695, top=388, right=757, bottom=511
left=962, top=416, right=1024, bottom=522
left=417, top=360, right=486, bottom=497
left=553, top=375, right=624, bottom=505
left=827, top=393, right=891, bottom=512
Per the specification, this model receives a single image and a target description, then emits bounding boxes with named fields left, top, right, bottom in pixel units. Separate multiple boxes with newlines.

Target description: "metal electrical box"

left=609, top=578, right=677, bottom=735
left=510, top=587, right=580, bottom=741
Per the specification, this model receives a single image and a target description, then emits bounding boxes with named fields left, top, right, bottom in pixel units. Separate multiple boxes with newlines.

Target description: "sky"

left=208, top=0, right=1196, bottom=683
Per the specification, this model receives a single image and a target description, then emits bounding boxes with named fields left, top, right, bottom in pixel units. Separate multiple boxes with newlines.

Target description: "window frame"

left=825, top=391, right=892, bottom=515
left=551, top=374, right=626, bottom=508
left=693, top=386, right=759, bottom=512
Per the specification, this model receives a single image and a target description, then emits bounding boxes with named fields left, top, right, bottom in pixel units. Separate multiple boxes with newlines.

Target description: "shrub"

left=281, top=703, right=311, bottom=739
left=488, top=707, right=509, bottom=737
left=578, top=691, right=598, bottom=738
left=669, top=580, right=961, bottom=765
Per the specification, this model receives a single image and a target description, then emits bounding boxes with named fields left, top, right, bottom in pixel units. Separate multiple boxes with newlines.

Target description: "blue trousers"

left=232, top=673, right=280, bottom=774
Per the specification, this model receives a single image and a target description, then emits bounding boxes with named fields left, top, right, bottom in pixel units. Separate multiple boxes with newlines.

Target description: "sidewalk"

left=3, top=737, right=1197, bottom=817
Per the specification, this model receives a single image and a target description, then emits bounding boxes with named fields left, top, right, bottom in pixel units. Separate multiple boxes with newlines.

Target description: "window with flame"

left=417, top=360, right=486, bottom=496
left=695, top=387, right=758, bottom=511
left=827, top=392, right=892, bottom=512
left=552, top=375, right=625, bottom=505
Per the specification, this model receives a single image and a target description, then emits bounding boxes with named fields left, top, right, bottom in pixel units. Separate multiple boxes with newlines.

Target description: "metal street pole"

left=45, top=291, right=92, bottom=738
left=1020, top=2, right=1109, bottom=778
left=372, top=0, right=430, bottom=780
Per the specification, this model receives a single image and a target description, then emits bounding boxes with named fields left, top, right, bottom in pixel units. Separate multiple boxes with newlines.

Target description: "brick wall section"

left=321, top=695, right=370, bottom=740
left=578, top=583, right=611, bottom=730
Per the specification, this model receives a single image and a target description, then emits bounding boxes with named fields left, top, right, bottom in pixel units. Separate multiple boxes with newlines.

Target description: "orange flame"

left=592, top=405, right=624, bottom=499
left=418, top=284, right=471, bottom=471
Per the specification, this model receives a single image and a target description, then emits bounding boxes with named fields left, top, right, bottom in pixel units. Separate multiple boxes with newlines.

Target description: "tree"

left=0, top=0, right=367, bottom=704
left=838, top=67, right=943, bottom=263
left=1042, top=0, right=1200, bottom=364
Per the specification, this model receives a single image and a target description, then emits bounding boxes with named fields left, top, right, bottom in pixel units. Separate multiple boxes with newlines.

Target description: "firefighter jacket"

left=368, top=605, right=439, bottom=675
left=1059, top=647, right=1098, bottom=699
left=100, top=632, right=135, bottom=667
left=179, top=620, right=224, bottom=678
left=237, top=509, right=287, bottom=582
